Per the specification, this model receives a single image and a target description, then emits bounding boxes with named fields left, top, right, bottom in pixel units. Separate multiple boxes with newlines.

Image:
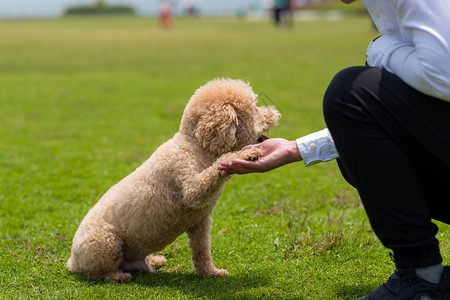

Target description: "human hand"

left=218, top=138, right=302, bottom=175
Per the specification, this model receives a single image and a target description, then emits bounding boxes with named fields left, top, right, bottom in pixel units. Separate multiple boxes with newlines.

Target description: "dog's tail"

left=66, top=255, right=79, bottom=272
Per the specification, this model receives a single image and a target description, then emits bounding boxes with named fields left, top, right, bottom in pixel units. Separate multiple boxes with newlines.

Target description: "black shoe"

left=356, top=266, right=450, bottom=300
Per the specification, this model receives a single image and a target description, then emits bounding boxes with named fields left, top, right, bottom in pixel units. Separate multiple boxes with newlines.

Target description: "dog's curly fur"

left=67, top=78, right=280, bottom=282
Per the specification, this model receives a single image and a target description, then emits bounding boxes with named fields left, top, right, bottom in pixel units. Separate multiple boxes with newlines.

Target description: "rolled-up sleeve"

left=296, top=128, right=339, bottom=167
left=366, top=0, right=450, bottom=102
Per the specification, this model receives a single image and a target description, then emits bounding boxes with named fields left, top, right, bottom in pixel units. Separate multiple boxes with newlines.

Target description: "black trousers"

left=323, top=66, right=450, bottom=268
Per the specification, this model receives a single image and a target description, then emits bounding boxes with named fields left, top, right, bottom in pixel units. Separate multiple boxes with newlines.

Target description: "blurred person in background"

left=159, top=0, right=173, bottom=29
left=182, top=0, right=197, bottom=16
left=220, top=0, right=450, bottom=299
left=272, top=0, right=288, bottom=26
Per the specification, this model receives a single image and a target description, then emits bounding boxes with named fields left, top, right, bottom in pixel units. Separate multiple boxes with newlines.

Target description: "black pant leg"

left=323, top=66, right=450, bottom=268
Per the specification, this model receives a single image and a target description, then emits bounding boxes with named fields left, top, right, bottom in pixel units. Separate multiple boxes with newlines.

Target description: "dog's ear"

left=194, top=104, right=238, bottom=154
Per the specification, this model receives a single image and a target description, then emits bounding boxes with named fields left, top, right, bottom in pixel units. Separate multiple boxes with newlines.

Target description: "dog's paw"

left=104, top=269, right=133, bottom=283
left=196, top=267, right=229, bottom=277
left=146, top=255, right=167, bottom=268
left=212, top=268, right=229, bottom=277
left=241, top=147, right=261, bottom=161
left=205, top=268, right=229, bottom=277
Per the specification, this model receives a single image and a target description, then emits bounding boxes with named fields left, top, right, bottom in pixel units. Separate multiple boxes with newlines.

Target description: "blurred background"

left=0, top=0, right=366, bottom=20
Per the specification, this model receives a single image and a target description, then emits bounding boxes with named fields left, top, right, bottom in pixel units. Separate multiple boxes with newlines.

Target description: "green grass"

left=0, top=16, right=448, bottom=299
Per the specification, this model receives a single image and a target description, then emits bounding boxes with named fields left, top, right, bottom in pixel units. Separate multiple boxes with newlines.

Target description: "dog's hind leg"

left=69, top=226, right=132, bottom=283
left=187, top=216, right=228, bottom=277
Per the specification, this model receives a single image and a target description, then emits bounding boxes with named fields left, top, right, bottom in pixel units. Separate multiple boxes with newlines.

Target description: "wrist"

left=287, top=140, right=303, bottom=163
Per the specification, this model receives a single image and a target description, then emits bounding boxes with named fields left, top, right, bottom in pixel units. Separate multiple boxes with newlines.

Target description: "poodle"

left=67, top=78, right=280, bottom=282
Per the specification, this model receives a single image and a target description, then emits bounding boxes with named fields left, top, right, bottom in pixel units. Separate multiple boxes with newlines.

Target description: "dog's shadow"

left=72, top=270, right=376, bottom=299
left=72, top=270, right=298, bottom=299
left=134, top=273, right=377, bottom=299
left=134, top=271, right=274, bottom=299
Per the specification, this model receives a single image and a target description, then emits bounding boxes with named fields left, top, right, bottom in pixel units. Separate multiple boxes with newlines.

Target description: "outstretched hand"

left=218, top=138, right=302, bottom=175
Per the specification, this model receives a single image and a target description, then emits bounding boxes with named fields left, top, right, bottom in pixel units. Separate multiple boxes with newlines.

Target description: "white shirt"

left=365, top=0, right=450, bottom=102
left=297, top=0, right=450, bottom=166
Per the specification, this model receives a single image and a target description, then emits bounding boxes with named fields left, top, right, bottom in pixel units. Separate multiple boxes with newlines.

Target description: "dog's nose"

left=256, top=135, right=269, bottom=143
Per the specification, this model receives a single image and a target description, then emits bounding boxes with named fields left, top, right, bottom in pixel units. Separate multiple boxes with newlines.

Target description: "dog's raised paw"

left=243, top=148, right=261, bottom=161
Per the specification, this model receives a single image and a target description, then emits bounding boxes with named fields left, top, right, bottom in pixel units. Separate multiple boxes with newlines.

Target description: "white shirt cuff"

left=296, top=128, right=339, bottom=167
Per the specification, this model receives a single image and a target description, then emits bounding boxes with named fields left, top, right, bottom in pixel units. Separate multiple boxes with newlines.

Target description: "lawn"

left=0, top=16, right=448, bottom=299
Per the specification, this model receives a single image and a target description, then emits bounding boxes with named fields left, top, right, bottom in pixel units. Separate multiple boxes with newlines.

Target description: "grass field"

left=0, top=16, right=448, bottom=299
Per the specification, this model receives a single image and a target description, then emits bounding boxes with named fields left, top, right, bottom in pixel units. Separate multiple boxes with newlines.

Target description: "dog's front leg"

left=187, top=216, right=228, bottom=277
left=181, top=147, right=261, bottom=208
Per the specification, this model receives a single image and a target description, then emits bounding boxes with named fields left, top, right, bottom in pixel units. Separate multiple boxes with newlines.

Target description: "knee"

left=323, top=67, right=361, bottom=123
left=323, top=66, right=380, bottom=128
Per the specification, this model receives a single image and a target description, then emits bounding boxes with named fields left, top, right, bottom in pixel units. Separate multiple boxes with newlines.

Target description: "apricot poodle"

left=67, top=78, right=280, bottom=282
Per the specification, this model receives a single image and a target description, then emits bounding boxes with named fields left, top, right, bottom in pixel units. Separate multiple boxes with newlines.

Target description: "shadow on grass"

left=71, top=269, right=303, bottom=299
left=335, top=284, right=377, bottom=299
left=134, top=271, right=275, bottom=299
